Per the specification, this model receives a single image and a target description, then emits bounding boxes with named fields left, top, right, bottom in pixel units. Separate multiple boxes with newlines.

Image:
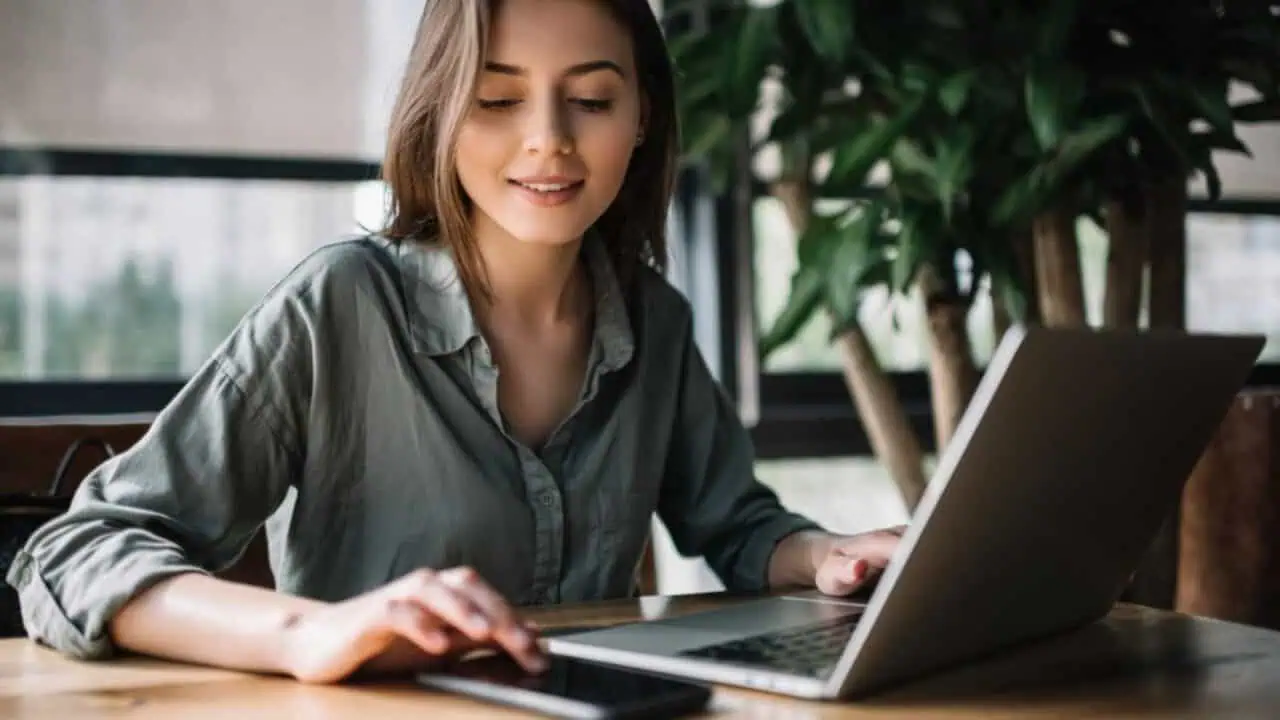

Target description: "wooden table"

left=2, top=592, right=1280, bottom=718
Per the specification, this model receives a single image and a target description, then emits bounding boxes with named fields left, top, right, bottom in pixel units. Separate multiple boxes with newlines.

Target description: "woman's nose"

left=523, top=100, right=574, bottom=157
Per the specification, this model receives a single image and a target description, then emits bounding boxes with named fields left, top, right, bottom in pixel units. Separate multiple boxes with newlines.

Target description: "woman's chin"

left=500, top=224, right=594, bottom=248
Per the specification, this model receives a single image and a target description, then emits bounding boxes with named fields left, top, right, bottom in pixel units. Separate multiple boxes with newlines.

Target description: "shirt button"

left=539, top=492, right=556, bottom=508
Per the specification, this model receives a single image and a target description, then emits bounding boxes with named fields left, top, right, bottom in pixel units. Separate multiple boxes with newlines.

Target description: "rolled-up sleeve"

left=657, top=311, right=823, bottom=592
left=6, top=318, right=303, bottom=659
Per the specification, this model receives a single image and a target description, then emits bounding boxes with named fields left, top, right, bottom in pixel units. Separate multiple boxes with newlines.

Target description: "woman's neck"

left=470, top=216, right=590, bottom=328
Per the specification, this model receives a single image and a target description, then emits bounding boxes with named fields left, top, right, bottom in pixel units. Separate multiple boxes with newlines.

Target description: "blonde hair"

left=379, top=0, right=678, bottom=300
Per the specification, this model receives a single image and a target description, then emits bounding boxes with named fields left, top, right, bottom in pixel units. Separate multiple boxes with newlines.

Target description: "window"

left=0, top=177, right=386, bottom=379
left=0, top=0, right=419, bottom=384
left=1186, top=212, right=1280, bottom=361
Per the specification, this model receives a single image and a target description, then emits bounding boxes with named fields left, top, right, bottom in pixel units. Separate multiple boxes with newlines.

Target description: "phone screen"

left=417, top=653, right=712, bottom=719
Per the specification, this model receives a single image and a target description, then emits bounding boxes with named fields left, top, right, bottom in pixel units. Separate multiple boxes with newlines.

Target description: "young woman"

left=8, top=0, right=903, bottom=683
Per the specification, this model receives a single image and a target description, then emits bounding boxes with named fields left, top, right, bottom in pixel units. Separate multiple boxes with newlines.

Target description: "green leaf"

left=938, top=71, right=975, bottom=116
left=990, top=116, right=1125, bottom=226
left=991, top=165, right=1053, bottom=226
left=1054, top=113, right=1130, bottom=171
left=1132, top=85, right=1193, bottom=169
left=823, top=95, right=927, bottom=190
left=760, top=265, right=825, bottom=358
left=793, top=1, right=854, bottom=64
left=1233, top=99, right=1280, bottom=123
left=902, top=62, right=938, bottom=94
left=823, top=209, right=883, bottom=324
left=1035, top=0, right=1079, bottom=57
left=1198, top=160, right=1223, bottom=201
left=932, top=130, right=976, bottom=222
left=891, top=212, right=932, bottom=294
left=1188, top=139, right=1225, bottom=201
left=726, top=7, right=777, bottom=113
left=1191, top=129, right=1252, bottom=157
left=1025, top=64, right=1086, bottom=151
left=989, top=260, right=1030, bottom=324
left=889, top=137, right=934, bottom=176
left=1188, top=80, right=1235, bottom=135
left=682, top=113, right=732, bottom=159
left=796, top=211, right=842, bottom=268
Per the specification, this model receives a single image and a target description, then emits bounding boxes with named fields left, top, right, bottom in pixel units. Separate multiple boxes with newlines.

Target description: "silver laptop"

left=547, top=324, right=1264, bottom=700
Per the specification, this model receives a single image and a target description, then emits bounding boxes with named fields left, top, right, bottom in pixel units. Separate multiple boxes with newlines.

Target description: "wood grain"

left=1, top=592, right=1279, bottom=718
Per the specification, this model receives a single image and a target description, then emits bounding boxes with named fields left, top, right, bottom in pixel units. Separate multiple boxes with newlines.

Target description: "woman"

left=8, top=0, right=903, bottom=683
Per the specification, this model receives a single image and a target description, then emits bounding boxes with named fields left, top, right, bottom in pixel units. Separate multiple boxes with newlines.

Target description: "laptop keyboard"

left=679, top=612, right=861, bottom=678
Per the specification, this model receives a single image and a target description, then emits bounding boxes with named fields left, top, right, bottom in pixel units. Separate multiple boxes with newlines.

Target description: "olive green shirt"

left=7, top=233, right=821, bottom=659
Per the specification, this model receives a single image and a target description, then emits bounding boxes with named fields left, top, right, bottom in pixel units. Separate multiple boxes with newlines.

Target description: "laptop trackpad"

left=554, top=596, right=863, bottom=656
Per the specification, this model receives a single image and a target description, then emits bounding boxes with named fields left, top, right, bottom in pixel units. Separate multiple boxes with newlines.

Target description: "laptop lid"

left=828, top=325, right=1263, bottom=698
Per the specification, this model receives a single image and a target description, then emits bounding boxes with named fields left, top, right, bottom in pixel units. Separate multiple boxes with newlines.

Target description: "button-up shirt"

left=7, top=233, right=821, bottom=659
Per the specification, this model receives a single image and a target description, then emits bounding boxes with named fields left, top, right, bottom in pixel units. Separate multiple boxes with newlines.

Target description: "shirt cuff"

left=8, top=548, right=208, bottom=660
left=735, top=513, right=825, bottom=592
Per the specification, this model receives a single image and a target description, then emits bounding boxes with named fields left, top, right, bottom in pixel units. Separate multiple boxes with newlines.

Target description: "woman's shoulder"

left=216, top=235, right=414, bottom=362
left=633, top=262, right=695, bottom=331
left=264, top=234, right=404, bottom=302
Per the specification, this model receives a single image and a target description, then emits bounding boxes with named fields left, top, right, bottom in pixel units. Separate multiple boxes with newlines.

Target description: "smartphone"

left=416, top=653, right=713, bottom=719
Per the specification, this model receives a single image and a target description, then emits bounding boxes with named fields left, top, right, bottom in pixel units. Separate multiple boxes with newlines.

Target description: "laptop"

left=547, top=324, right=1264, bottom=700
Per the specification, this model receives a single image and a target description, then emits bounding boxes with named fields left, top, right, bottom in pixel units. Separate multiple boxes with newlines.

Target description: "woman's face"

left=455, top=0, right=644, bottom=248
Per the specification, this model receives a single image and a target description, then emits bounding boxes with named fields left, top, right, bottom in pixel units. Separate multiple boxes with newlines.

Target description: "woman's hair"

left=379, top=0, right=678, bottom=300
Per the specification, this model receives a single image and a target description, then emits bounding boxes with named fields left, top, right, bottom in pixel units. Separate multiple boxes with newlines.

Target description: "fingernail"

left=471, top=613, right=490, bottom=631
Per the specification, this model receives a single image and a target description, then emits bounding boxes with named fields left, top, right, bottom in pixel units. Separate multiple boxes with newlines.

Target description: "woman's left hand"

left=813, top=526, right=906, bottom=597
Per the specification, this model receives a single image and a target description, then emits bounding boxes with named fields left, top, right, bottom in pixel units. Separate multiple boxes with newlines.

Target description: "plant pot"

left=1176, top=388, right=1280, bottom=631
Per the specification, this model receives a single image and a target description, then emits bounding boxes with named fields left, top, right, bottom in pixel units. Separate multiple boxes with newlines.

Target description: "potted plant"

left=666, top=0, right=1280, bottom=609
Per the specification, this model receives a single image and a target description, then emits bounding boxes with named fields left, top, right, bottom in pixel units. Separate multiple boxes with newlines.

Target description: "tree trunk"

left=919, top=266, right=979, bottom=451
left=835, top=325, right=928, bottom=511
left=1125, top=178, right=1189, bottom=611
left=771, top=180, right=811, bottom=235
left=1032, top=206, right=1087, bottom=327
left=1103, top=194, right=1147, bottom=329
left=992, top=292, right=1012, bottom=341
left=1011, top=228, right=1041, bottom=325
left=1147, top=179, right=1188, bottom=330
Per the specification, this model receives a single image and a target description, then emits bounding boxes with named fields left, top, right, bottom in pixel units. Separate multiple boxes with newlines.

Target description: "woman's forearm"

left=107, top=573, right=326, bottom=676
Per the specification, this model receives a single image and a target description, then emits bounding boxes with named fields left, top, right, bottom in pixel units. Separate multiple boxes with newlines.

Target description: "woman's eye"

left=477, top=99, right=519, bottom=110
left=573, top=98, right=613, bottom=113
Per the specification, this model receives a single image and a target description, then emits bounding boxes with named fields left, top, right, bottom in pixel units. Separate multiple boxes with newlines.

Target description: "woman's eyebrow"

left=483, top=60, right=626, bottom=79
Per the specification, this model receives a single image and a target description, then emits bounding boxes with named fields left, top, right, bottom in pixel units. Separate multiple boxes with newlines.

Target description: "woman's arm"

left=654, top=299, right=826, bottom=592
left=8, top=351, right=302, bottom=662
left=108, top=573, right=323, bottom=674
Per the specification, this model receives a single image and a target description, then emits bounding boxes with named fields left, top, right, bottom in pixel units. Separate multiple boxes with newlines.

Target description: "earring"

left=635, top=131, right=645, bottom=147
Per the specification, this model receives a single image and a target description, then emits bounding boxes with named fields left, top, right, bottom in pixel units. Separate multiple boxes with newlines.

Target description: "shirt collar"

left=392, top=233, right=635, bottom=373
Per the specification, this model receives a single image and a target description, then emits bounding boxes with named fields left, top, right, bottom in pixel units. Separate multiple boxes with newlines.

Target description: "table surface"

left=2, top=591, right=1280, bottom=719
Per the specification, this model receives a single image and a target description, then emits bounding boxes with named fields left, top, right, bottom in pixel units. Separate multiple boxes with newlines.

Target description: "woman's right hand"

left=281, top=566, right=547, bottom=684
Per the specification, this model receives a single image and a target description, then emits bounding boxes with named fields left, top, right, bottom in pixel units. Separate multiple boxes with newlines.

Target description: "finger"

left=383, top=598, right=453, bottom=656
left=415, top=576, right=497, bottom=643
left=834, top=533, right=900, bottom=567
left=438, top=568, right=547, bottom=672
left=817, top=556, right=870, bottom=596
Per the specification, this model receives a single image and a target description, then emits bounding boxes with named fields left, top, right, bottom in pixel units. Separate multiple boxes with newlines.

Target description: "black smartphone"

left=416, top=653, right=713, bottom=719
